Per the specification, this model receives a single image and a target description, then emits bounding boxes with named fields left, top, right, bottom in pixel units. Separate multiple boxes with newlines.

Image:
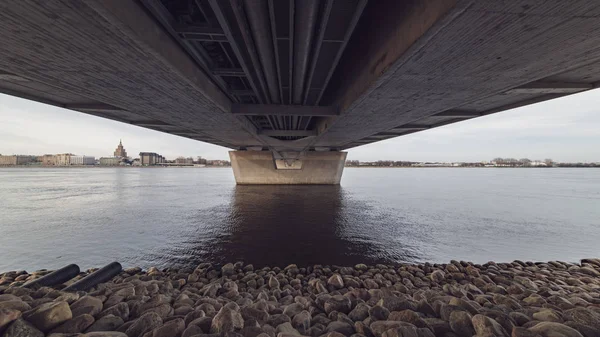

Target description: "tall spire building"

left=113, top=139, right=128, bottom=158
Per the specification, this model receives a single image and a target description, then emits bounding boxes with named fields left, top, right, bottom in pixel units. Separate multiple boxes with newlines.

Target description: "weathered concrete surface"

left=2, top=0, right=600, bottom=156
left=229, top=151, right=347, bottom=185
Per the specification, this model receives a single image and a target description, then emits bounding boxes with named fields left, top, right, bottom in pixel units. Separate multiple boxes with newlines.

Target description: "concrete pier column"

left=229, top=151, right=347, bottom=185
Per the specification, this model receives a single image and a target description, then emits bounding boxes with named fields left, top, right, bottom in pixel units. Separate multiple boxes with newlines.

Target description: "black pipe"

left=63, top=262, right=122, bottom=292
left=22, top=264, right=80, bottom=288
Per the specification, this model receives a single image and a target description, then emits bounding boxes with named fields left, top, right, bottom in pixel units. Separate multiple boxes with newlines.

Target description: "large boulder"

left=49, top=314, right=95, bottom=334
left=24, top=301, right=72, bottom=332
left=85, top=314, right=124, bottom=332
left=210, top=306, right=243, bottom=334
left=388, top=310, right=428, bottom=328
left=148, top=317, right=185, bottom=337
left=125, top=312, right=163, bottom=337
left=98, top=303, right=129, bottom=322
left=3, top=318, right=44, bottom=337
left=564, top=307, right=600, bottom=327
left=471, top=314, right=508, bottom=337
left=349, top=303, right=370, bottom=322
left=528, top=322, right=584, bottom=337
left=327, top=274, right=344, bottom=289
left=71, top=296, right=104, bottom=317
left=324, top=295, right=352, bottom=314
left=449, top=311, right=474, bottom=336
left=0, top=308, right=21, bottom=334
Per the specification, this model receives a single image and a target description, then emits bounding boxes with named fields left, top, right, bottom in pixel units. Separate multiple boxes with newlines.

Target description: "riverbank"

left=1, top=260, right=600, bottom=337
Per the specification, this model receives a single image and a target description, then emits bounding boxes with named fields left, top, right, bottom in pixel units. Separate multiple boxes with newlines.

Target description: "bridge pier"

left=229, top=151, right=347, bottom=185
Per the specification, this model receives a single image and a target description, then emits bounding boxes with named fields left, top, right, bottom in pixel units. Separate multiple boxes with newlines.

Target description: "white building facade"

left=70, top=156, right=95, bottom=165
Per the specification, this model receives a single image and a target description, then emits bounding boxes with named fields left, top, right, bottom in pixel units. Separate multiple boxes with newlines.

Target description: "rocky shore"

left=2, top=259, right=600, bottom=337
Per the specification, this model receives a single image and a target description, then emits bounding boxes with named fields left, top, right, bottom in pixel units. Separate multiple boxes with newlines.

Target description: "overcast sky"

left=0, top=90, right=599, bottom=162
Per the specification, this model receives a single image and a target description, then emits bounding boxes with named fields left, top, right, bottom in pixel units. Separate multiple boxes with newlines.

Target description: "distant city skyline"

left=1, top=89, right=599, bottom=162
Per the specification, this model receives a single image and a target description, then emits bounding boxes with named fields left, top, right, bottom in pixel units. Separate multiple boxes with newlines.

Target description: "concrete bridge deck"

left=1, top=1, right=599, bottom=183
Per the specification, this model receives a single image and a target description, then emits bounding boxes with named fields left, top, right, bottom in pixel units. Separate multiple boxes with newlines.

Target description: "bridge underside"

left=1, top=1, right=600, bottom=183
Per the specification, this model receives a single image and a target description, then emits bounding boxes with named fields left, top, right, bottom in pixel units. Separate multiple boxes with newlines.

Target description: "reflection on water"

left=162, top=185, right=422, bottom=268
left=1, top=167, right=599, bottom=272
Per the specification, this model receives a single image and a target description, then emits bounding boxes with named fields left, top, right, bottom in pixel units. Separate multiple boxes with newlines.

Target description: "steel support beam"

left=212, top=68, right=246, bottom=76
left=208, top=0, right=267, bottom=103
left=259, top=130, right=318, bottom=137
left=232, top=103, right=339, bottom=116
left=173, top=24, right=225, bottom=35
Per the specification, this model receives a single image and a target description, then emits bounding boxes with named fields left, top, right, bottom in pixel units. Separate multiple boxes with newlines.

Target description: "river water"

left=0, top=167, right=599, bottom=272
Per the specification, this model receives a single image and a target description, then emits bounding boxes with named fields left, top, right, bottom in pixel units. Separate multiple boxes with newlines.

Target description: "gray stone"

left=211, top=306, right=244, bottom=334
left=528, top=322, right=584, bottom=337
left=471, top=314, right=508, bottom=337
left=283, top=303, right=304, bottom=318
left=50, top=314, right=95, bottom=334
left=369, top=305, right=390, bottom=321
left=0, top=300, right=31, bottom=312
left=327, top=275, right=344, bottom=289
left=564, top=308, right=600, bottom=327
left=0, top=308, right=21, bottom=334
left=430, top=270, right=445, bottom=283
left=275, top=322, right=300, bottom=335
left=98, top=303, right=129, bottom=322
left=4, top=318, right=44, bottom=337
left=24, top=301, right=72, bottom=332
left=222, top=264, right=235, bottom=277
left=370, top=321, right=416, bottom=336
left=291, top=311, right=311, bottom=333
left=326, top=321, right=354, bottom=335
left=388, top=310, right=427, bottom=329
left=533, top=309, right=563, bottom=323
left=142, top=303, right=173, bottom=320
left=268, top=277, right=280, bottom=289
left=349, top=303, right=370, bottom=322
left=449, top=311, right=474, bottom=337
left=85, top=314, right=124, bottom=332
left=188, top=317, right=213, bottom=333
left=125, top=312, right=163, bottom=337
left=85, top=332, right=129, bottom=337
left=148, top=317, right=185, bottom=337
left=182, top=325, right=203, bottom=337
left=324, top=295, right=352, bottom=314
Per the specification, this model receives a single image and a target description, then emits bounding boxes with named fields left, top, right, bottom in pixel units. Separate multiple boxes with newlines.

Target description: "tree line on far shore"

left=346, top=158, right=599, bottom=167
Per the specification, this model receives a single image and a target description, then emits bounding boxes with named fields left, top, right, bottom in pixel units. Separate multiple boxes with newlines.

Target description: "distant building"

left=113, top=139, right=128, bottom=158
left=55, top=153, right=74, bottom=166
left=175, top=157, right=194, bottom=165
left=0, top=155, right=35, bottom=166
left=140, top=152, right=164, bottom=166
left=70, top=156, right=95, bottom=165
left=530, top=161, right=547, bottom=167
left=39, top=154, right=56, bottom=166
left=99, top=157, right=121, bottom=166
left=207, top=160, right=231, bottom=166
